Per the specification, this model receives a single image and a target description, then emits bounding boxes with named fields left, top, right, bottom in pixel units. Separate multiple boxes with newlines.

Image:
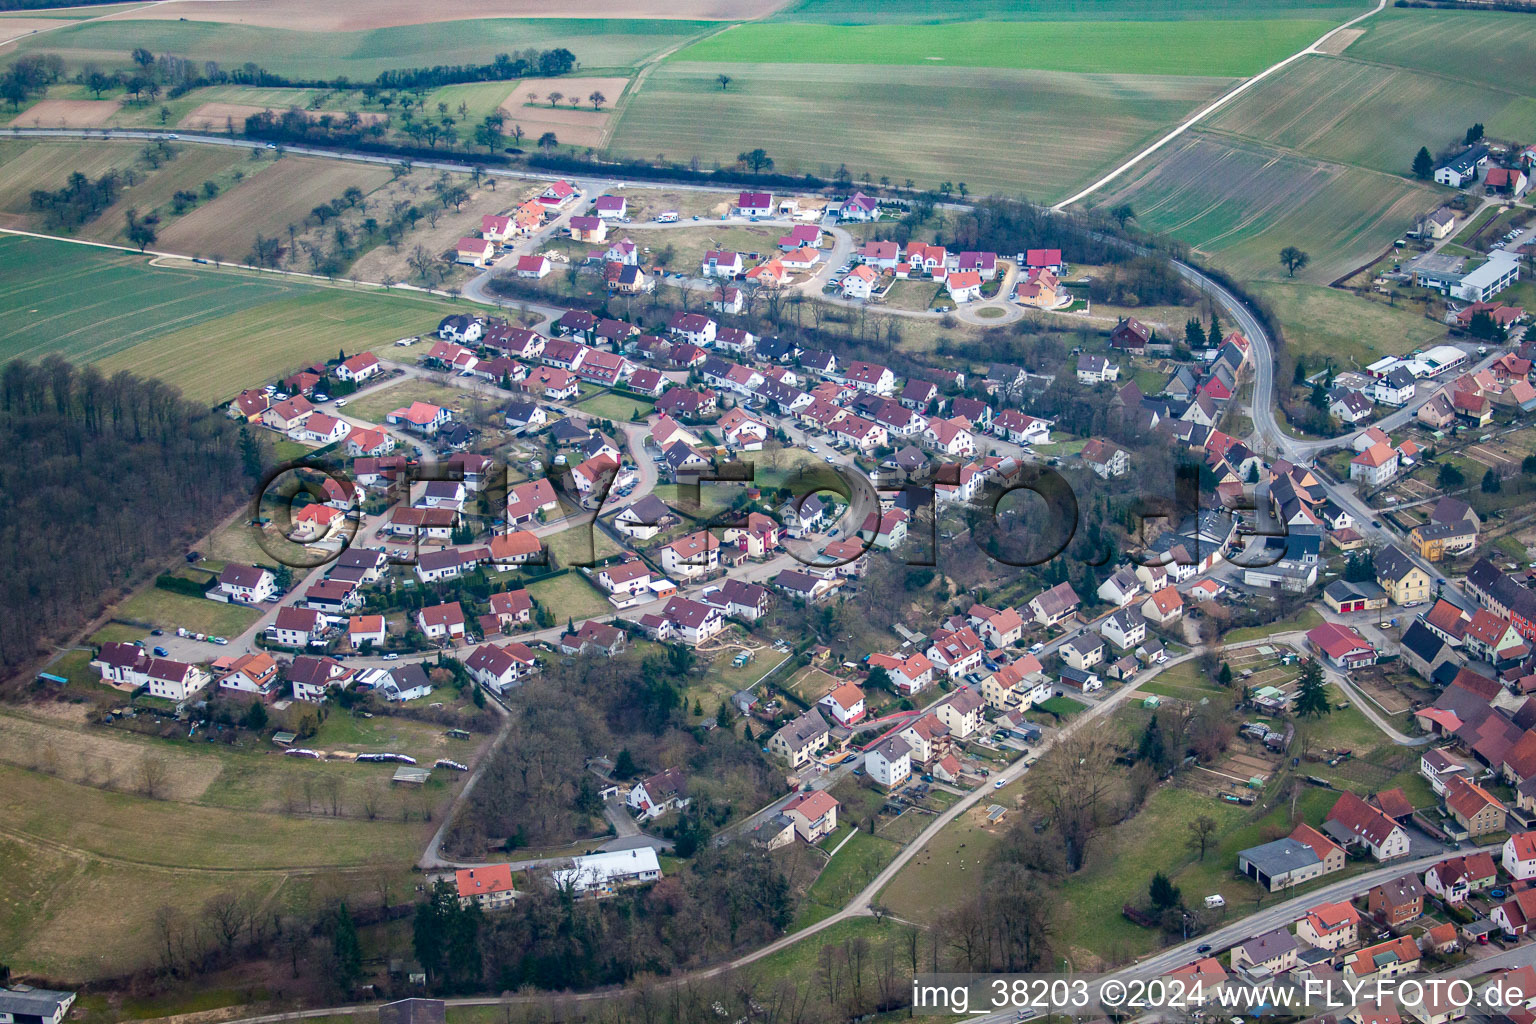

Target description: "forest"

left=0, top=357, right=264, bottom=674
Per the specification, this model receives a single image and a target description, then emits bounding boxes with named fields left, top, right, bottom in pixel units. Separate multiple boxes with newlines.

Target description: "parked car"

left=153, top=646, right=169, bottom=657
left=383, top=652, right=400, bottom=661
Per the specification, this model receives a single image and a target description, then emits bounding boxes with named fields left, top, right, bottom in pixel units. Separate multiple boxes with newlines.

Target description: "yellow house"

left=1375, top=544, right=1431, bottom=606
left=1409, top=521, right=1477, bottom=562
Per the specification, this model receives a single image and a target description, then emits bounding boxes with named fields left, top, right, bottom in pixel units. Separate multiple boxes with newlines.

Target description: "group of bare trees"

left=0, top=358, right=258, bottom=671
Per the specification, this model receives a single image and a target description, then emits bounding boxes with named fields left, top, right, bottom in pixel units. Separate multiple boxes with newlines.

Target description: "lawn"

left=1222, top=604, right=1322, bottom=643
left=345, top=379, right=473, bottom=426
left=1088, top=131, right=1445, bottom=284
left=1140, top=659, right=1225, bottom=701
left=542, top=524, right=624, bottom=566
left=1247, top=280, right=1449, bottom=370
left=6, top=18, right=717, bottom=80
left=611, top=63, right=1230, bottom=201
left=674, top=19, right=1337, bottom=75
left=1055, top=784, right=1251, bottom=962
left=1037, top=695, right=1088, bottom=715
left=524, top=570, right=613, bottom=619
left=112, top=586, right=261, bottom=636
left=575, top=390, right=655, bottom=421
left=791, top=828, right=900, bottom=928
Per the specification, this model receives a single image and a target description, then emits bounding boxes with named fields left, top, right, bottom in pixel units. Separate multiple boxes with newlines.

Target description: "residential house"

left=1029, top=581, right=1081, bottom=626
left=769, top=709, right=831, bottom=768
left=1367, top=875, right=1426, bottom=926
left=1326, top=790, right=1411, bottom=860
left=865, top=736, right=912, bottom=789
left=1308, top=621, right=1379, bottom=670
left=456, top=864, right=517, bottom=912
left=1444, top=775, right=1507, bottom=838
left=217, top=564, right=276, bottom=604
left=1230, top=928, right=1299, bottom=977
left=627, top=768, right=690, bottom=821
left=1142, top=586, right=1184, bottom=627
left=1297, top=900, right=1362, bottom=951
left=782, top=791, right=840, bottom=843
left=1376, top=545, right=1431, bottom=605
left=417, top=602, right=467, bottom=641
left=1343, top=936, right=1420, bottom=980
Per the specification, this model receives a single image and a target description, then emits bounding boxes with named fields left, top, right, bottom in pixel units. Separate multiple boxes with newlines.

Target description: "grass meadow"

left=5, top=17, right=718, bottom=79
left=1248, top=280, right=1449, bottom=368
left=674, top=19, right=1336, bottom=75
left=1089, top=132, right=1443, bottom=283
left=611, top=64, right=1230, bottom=200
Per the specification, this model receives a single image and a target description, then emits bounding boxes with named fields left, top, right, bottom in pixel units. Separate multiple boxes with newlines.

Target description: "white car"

left=994, top=779, right=1005, bottom=789
left=807, top=444, right=818, bottom=453
left=335, top=399, right=348, bottom=408
left=383, top=652, right=400, bottom=661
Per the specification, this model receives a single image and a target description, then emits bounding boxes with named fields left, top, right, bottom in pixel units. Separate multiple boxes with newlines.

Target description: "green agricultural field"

left=1349, top=7, right=1536, bottom=96
left=98, top=288, right=466, bottom=402
left=1249, top=280, right=1449, bottom=369
left=612, top=64, right=1230, bottom=200
left=1089, top=132, right=1443, bottom=283
left=1204, top=54, right=1536, bottom=178
left=5, top=17, right=718, bottom=79
left=0, top=234, right=303, bottom=366
left=674, top=19, right=1337, bottom=74
left=771, top=0, right=1368, bottom=23
left=0, top=234, right=469, bottom=401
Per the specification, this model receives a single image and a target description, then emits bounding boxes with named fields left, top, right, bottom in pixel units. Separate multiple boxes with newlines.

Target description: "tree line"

left=0, top=358, right=265, bottom=675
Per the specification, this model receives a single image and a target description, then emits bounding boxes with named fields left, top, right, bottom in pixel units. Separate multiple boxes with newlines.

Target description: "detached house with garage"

left=1029, top=581, right=1080, bottom=626
left=217, top=564, right=276, bottom=604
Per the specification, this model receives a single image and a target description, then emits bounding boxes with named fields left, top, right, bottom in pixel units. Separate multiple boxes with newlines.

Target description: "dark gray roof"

left=1374, top=544, right=1419, bottom=584
left=1238, top=927, right=1298, bottom=963
left=776, top=709, right=830, bottom=748
left=1401, top=619, right=1448, bottom=665
left=1239, top=836, right=1322, bottom=877
left=1325, top=579, right=1386, bottom=604
left=0, top=987, right=75, bottom=1019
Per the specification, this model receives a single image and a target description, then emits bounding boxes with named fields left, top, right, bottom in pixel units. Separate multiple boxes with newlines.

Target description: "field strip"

left=1053, top=0, right=1387, bottom=210
left=0, top=225, right=498, bottom=310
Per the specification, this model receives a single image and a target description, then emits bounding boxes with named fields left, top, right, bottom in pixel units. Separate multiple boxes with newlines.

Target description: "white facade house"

left=865, top=736, right=912, bottom=789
